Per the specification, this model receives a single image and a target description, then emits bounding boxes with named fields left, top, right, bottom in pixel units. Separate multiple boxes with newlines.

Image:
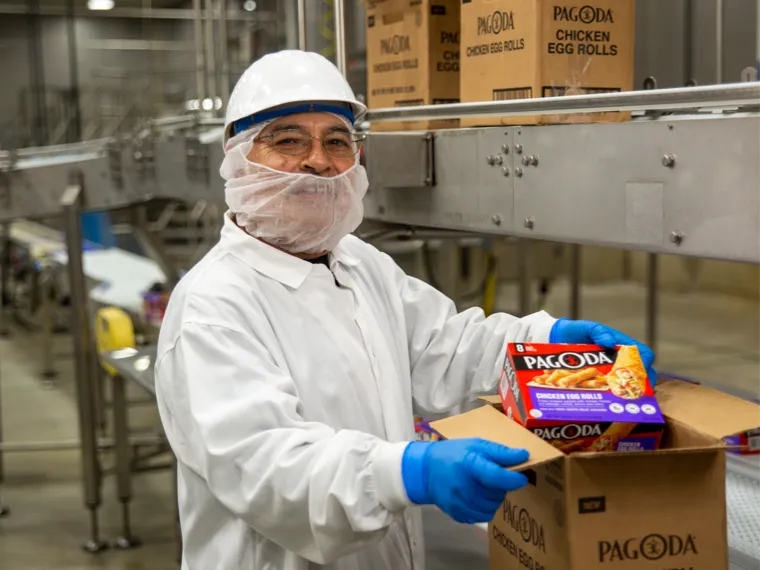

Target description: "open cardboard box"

left=431, top=380, right=760, bottom=569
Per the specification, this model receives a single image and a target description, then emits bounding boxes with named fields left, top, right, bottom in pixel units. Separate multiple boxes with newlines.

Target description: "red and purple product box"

left=499, top=343, right=665, bottom=453
left=725, top=428, right=760, bottom=455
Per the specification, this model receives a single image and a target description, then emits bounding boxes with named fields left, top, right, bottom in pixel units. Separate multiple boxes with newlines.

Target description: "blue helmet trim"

left=231, top=103, right=356, bottom=137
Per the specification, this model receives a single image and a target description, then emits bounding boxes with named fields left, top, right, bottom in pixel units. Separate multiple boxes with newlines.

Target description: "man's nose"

left=300, top=139, right=333, bottom=175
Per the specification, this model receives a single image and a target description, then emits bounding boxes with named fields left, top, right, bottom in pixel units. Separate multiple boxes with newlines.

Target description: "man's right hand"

left=401, top=438, right=529, bottom=524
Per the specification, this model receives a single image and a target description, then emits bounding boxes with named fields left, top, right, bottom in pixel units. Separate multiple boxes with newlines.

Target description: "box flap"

left=430, top=406, right=564, bottom=471
left=656, top=380, right=760, bottom=440
left=477, top=395, right=502, bottom=407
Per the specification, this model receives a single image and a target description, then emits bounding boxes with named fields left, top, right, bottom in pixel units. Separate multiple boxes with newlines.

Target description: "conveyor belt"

left=14, top=151, right=101, bottom=170
left=8, top=220, right=166, bottom=314
left=727, top=454, right=760, bottom=570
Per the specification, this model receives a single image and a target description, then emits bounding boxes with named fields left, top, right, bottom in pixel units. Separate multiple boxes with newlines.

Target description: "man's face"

left=246, top=112, right=356, bottom=175
left=239, top=112, right=360, bottom=255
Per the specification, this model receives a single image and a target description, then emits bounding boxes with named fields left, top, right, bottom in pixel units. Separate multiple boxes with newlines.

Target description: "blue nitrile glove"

left=402, top=438, right=529, bottom=524
left=550, top=318, right=657, bottom=385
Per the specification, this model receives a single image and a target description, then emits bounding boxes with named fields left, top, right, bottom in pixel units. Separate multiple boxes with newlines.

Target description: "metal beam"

left=368, top=83, right=760, bottom=122
left=2, top=112, right=758, bottom=266
left=81, top=39, right=195, bottom=51
left=0, top=5, right=277, bottom=20
left=364, top=115, right=760, bottom=264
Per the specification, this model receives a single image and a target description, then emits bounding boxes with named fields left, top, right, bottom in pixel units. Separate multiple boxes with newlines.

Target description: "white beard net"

left=220, top=115, right=368, bottom=255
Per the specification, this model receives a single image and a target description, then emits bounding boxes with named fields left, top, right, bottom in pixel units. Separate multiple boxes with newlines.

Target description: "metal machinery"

left=0, top=3, right=758, bottom=569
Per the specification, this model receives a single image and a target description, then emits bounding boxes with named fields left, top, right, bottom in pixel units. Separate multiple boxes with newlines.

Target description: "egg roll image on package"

left=499, top=343, right=665, bottom=453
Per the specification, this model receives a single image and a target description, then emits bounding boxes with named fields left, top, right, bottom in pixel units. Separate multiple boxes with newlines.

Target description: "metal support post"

left=111, top=373, right=140, bottom=549
left=39, top=266, right=57, bottom=381
left=0, top=320, right=8, bottom=519
left=192, top=0, right=206, bottom=101
left=66, top=0, right=81, bottom=142
left=716, top=0, right=724, bottom=84
left=0, top=222, right=11, bottom=338
left=61, top=180, right=107, bottom=553
left=757, top=0, right=760, bottom=68
left=132, top=207, right=178, bottom=288
left=682, top=0, right=693, bottom=86
left=297, top=0, right=307, bottom=51
left=90, top=340, right=107, bottom=436
left=27, top=0, right=48, bottom=146
left=569, top=244, right=581, bottom=320
left=333, top=0, right=347, bottom=76
left=622, top=251, right=632, bottom=281
left=0, top=222, right=10, bottom=518
left=218, top=0, right=229, bottom=105
left=646, top=253, right=659, bottom=353
left=173, top=458, right=182, bottom=563
left=517, top=240, right=531, bottom=317
left=203, top=0, right=216, bottom=100
left=439, top=241, right=460, bottom=302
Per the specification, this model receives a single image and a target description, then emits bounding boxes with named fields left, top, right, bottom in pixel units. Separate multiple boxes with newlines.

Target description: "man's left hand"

left=549, top=319, right=657, bottom=385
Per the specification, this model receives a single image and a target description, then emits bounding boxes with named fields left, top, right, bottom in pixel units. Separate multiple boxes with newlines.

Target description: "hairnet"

left=220, top=113, right=367, bottom=255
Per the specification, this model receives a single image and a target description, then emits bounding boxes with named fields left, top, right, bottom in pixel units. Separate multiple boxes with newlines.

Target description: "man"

left=155, top=50, right=655, bottom=570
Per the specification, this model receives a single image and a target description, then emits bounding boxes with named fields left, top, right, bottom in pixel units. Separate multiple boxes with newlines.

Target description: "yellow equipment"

left=94, top=307, right=136, bottom=376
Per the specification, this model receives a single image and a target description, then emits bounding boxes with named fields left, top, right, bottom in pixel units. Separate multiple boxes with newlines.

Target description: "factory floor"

left=0, top=279, right=757, bottom=570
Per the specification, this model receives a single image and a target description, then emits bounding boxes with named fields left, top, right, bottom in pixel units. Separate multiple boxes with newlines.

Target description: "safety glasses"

left=255, top=128, right=365, bottom=159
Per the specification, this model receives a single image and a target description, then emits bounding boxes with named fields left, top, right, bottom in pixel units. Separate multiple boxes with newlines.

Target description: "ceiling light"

left=202, top=98, right=214, bottom=111
left=87, top=0, right=114, bottom=10
left=243, top=0, right=257, bottom=12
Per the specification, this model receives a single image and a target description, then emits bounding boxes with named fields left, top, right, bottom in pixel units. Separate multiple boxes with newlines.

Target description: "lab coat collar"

left=330, top=241, right=361, bottom=268
left=220, top=213, right=360, bottom=289
left=221, top=214, right=312, bottom=289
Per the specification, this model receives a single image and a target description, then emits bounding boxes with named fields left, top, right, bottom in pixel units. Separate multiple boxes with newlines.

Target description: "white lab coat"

left=155, top=214, right=556, bottom=570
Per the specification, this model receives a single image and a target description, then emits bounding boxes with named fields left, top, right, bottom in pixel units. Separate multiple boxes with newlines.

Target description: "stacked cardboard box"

left=365, top=0, right=636, bottom=129
left=459, top=0, right=635, bottom=125
left=366, top=0, right=460, bottom=131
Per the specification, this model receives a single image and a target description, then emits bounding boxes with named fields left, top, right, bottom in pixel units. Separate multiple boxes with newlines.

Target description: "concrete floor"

left=0, top=279, right=758, bottom=569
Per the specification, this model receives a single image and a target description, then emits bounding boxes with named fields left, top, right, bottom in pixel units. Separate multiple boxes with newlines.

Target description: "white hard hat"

left=224, top=50, right=367, bottom=144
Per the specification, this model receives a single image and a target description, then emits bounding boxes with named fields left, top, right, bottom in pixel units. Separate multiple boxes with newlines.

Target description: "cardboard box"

left=725, top=428, right=760, bottom=455
left=366, top=0, right=460, bottom=131
left=432, top=380, right=760, bottom=570
left=460, top=0, right=635, bottom=126
left=500, top=343, right=665, bottom=453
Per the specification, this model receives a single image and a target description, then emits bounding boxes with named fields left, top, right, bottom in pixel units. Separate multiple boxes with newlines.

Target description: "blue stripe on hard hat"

left=232, top=103, right=356, bottom=136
